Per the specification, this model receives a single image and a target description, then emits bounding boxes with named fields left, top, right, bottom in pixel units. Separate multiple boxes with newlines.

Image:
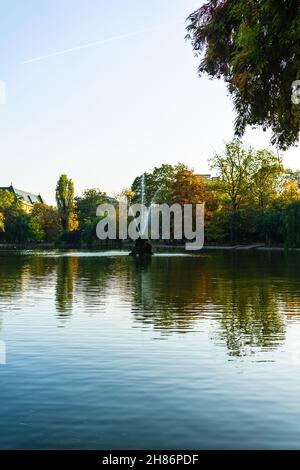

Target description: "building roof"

left=195, top=174, right=220, bottom=181
left=0, top=185, right=45, bottom=205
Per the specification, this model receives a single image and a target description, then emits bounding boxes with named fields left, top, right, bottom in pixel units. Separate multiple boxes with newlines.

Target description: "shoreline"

left=0, top=243, right=299, bottom=252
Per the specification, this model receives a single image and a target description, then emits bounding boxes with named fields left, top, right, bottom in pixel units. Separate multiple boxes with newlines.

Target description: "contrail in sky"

left=21, top=21, right=183, bottom=65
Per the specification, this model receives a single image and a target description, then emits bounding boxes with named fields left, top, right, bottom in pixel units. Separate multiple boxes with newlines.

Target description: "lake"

left=0, top=249, right=300, bottom=449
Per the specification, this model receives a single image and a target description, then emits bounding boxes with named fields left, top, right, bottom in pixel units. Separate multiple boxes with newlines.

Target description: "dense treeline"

left=1, top=140, right=300, bottom=247
left=0, top=191, right=62, bottom=244
left=130, top=141, right=300, bottom=247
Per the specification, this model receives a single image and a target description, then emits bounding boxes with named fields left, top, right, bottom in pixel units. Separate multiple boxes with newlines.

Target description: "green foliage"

left=80, top=219, right=99, bottom=245
left=172, top=164, right=210, bottom=205
left=73, top=188, right=114, bottom=247
left=258, top=209, right=283, bottom=245
left=210, top=140, right=284, bottom=211
left=131, top=163, right=211, bottom=207
left=0, top=192, right=54, bottom=244
left=205, top=211, right=228, bottom=242
left=0, top=189, right=16, bottom=210
left=56, top=174, right=75, bottom=232
left=32, top=203, right=62, bottom=242
left=60, top=229, right=81, bottom=247
left=132, top=164, right=176, bottom=205
left=75, top=188, right=109, bottom=227
left=283, top=202, right=300, bottom=248
left=186, top=1, right=300, bottom=149
left=0, top=189, right=20, bottom=232
left=0, top=213, right=4, bottom=232
left=129, top=147, right=300, bottom=247
left=2, top=144, right=300, bottom=248
left=250, top=150, right=283, bottom=209
left=209, top=140, right=257, bottom=211
left=27, top=216, right=44, bottom=242
left=2, top=211, right=32, bottom=244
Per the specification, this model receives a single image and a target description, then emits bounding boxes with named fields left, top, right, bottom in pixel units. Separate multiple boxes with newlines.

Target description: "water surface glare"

left=0, top=250, right=300, bottom=449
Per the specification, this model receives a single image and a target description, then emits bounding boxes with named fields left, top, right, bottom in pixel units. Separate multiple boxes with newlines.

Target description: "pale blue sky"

left=0, top=0, right=299, bottom=204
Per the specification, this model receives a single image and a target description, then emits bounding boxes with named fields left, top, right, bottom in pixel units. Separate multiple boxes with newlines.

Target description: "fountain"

left=129, top=173, right=154, bottom=257
left=129, top=236, right=153, bottom=257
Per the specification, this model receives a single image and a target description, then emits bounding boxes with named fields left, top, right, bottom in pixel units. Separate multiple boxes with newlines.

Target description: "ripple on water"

left=0, top=250, right=300, bottom=449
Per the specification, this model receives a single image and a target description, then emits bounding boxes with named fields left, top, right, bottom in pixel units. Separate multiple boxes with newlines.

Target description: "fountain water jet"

left=129, top=173, right=153, bottom=257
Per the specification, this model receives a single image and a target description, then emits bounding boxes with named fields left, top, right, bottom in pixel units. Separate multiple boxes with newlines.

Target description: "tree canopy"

left=75, top=188, right=109, bottom=227
left=1, top=147, right=300, bottom=247
left=186, top=0, right=300, bottom=149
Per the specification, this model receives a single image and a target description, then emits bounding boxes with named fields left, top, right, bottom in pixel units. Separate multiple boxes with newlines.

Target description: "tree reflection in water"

left=0, top=250, right=300, bottom=356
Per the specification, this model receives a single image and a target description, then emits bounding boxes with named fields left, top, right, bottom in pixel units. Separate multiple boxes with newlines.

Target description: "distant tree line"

left=1, top=140, right=300, bottom=247
left=130, top=141, right=300, bottom=247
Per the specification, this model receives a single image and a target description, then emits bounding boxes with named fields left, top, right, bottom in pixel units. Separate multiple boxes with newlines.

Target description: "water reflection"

left=55, top=256, right=78, bottom=317
left=0, top=250, right=300, bottom=356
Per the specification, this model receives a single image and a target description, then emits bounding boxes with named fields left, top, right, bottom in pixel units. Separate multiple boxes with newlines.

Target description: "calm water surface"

left=0, top=250, right=300, bottom=449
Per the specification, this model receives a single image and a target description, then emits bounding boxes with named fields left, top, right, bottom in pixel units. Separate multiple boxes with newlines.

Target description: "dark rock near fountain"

left=129, top=237, right=153, bottom=257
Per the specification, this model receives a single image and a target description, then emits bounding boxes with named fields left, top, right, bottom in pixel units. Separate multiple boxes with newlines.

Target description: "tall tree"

left=250, top=150, right=283, bottom=210
left=55, top=175, right=74, bottom=232
left=186, top=1, right=300, bottom=149
left=210, top=140, right=256, bottom=212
